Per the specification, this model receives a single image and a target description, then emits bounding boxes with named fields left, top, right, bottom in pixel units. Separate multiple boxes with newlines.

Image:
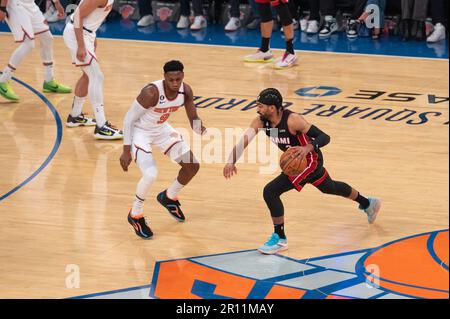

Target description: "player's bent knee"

left=142, top=167, right=158, bottom=183
left=257, top=3, right=273, bottom=23
left=277, top=2, right=293, bottom=27
left=23, top=38, right=36, bottom=51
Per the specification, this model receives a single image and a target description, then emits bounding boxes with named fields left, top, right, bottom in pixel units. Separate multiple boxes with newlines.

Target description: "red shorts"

left=255, top=0, right=289, bottom=6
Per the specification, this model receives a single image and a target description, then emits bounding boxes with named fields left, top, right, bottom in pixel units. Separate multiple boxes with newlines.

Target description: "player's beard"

left=257, top=111, right=269, bottom=122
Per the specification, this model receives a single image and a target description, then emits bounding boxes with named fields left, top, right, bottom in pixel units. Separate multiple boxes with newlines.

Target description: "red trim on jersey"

left=312, top=169, right=329, bottom=187
left=34, top=29, right=50, bottom=36
left=164, top=140, right=182, bottom=155
left=288, top=134, right=319, bottom=191
left=134, top=144, right=152, bottom=163
left=75, top=51, right=97, bottom=67
left=15, top=28, right=34, bottom=43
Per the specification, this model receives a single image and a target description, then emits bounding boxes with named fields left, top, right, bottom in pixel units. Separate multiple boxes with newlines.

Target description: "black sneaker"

left=127, top=212, right=153, bottom=239
left=66, top=113, right=96, bottom=128
left=156, top=190, right=185, bottom=222
left=319, top=17, right=338, bottom=38
left=94, top=121, right=123, bottom=140
left=346, top=20, right=360, bottom=39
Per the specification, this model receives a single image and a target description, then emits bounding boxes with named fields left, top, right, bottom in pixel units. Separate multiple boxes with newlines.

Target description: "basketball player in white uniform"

left=63, top=0, right=123, bottom=139
left=0, top=0, right=71, bottom=101
left=120, top=60, right=206, bottom=239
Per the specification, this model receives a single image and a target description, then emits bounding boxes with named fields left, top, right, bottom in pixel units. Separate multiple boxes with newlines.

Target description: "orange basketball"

left=280, top=148, right=307, bottom=176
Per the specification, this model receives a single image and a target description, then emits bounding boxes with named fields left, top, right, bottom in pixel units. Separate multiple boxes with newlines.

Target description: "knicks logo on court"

left=149, top=229, right=448, bottom=299
left=74, top=229, right=448, bottom=299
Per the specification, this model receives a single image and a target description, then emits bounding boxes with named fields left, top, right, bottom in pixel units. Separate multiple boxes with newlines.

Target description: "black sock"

left=260, top=37, right=270, bottom=52
left=274, top=223, right=286, bottom=239
left=356, top=193, right=370, bottom=209
left=286, top=38, right=294, bottom=55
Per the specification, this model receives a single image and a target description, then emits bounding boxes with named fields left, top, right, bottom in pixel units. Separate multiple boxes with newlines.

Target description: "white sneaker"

left=225, top=17, right=241, bottom=32
left=243, top=50, right=274, bottom=63
left=94, top=122, right=123, bottom=140
left=190, top=15, right=207, bottom=31
left=427, top=23, right=446, bottom=43
left=137, top=14, right=155, bottom=27
left=306, top=20, right=319, bottom=34
left=274, top=52, right=298, bottom=69
left=176, top=15, right=190, bottom=29
left=359, top=197, right=382, bottom=224
left=300, top=17, right=308, bottom=32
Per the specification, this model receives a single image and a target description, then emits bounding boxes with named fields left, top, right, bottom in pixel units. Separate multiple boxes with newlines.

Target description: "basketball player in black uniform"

left=223, top=88, right=381, bottom=254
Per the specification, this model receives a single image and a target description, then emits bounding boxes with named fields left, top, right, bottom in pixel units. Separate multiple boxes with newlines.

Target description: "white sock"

left=166, top=179, right=184, bottom=200
left=70, top=96, right=86, bottom=117
left=92, top=103, right=106, bottom=128
left=0, top=66, right=13, bottom=83
left=43, top=64, right=54, bottom=82
left=131, top=195, right=145, bottom=217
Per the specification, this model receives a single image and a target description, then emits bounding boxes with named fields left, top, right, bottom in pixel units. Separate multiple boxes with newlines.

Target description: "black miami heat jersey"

left=263, top=109, right=324, bottom=169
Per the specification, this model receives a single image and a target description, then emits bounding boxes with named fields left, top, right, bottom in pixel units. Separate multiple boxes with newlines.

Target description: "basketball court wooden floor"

left=0, top=34, right=448, bottom=299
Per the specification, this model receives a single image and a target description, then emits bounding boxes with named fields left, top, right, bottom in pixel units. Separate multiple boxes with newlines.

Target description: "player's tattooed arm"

left=183, top=83, right=206, bottom=135
left=223, top=117, right=263, bottom=179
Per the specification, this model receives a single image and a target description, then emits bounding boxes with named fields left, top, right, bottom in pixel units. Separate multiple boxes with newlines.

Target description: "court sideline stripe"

left=0, top=75, right=63, bottom=202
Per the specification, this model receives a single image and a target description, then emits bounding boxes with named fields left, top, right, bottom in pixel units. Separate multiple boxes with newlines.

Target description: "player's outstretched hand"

left=120, top=151, right=132, bottom=172
left=223, top=163, right=237, bottom=179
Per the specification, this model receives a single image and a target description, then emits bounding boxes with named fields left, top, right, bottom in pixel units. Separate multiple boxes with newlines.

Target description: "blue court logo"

left=296, top=86, right=342, bottom=98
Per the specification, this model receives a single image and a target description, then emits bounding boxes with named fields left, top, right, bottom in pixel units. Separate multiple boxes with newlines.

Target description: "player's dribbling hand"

left=76, top=46, right=87, bottom=62
left=54, top=1, right=65, bottom=18
left=223, top=163, right=237, bottom=179
left=290, top=145, right=313, bottom=160
left=120, top=151, right=132, bottom=172
left=0, top=11, right=6, bottom=22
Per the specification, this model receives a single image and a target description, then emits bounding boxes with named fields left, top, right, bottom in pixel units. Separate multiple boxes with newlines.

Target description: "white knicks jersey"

left=71, top=0, right=114, bottom=33
left=134, top=80, right=185, bottom=130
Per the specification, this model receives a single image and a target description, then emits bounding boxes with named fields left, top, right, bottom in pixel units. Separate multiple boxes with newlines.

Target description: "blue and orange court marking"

left=75, top=229, right=449, bottom=299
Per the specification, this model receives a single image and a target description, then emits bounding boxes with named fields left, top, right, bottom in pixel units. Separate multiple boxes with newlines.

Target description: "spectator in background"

left=177, top=0, right=207, bottom=31
left=399, top=0, right=429, bottom=41
left=304, top=0, right=320, bottom=34
left=246, top=0, right=279, bottom=31
left=225, top=0, right=241, bottom=32
left=318, top=0, right=338, bottom=38
left=427, top=0, right=446, bottom=42
left=347, top=0, right=386, bottom=39
left=137, top=0, right=154, bottom=27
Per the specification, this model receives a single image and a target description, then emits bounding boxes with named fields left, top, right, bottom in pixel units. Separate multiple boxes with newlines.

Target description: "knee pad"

left=142, top=166, right=158, bottom=184
left=257, top=3, right=273, bottom=23
left=22, top=38, right=36, bottom=51
left=276, top=2, right=293, bottom=27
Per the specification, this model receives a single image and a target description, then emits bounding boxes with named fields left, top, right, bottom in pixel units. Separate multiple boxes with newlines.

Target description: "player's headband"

left=256, top=89, right=283, bottom=109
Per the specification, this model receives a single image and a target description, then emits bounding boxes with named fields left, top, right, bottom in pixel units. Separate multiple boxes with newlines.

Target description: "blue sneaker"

left=258, top=233, right=288, bottom=255
left=359, top=197, right=382, bottom=224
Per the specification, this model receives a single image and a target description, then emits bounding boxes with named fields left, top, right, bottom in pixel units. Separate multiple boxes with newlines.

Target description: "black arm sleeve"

left=306, top=125, right=330, bottom=151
